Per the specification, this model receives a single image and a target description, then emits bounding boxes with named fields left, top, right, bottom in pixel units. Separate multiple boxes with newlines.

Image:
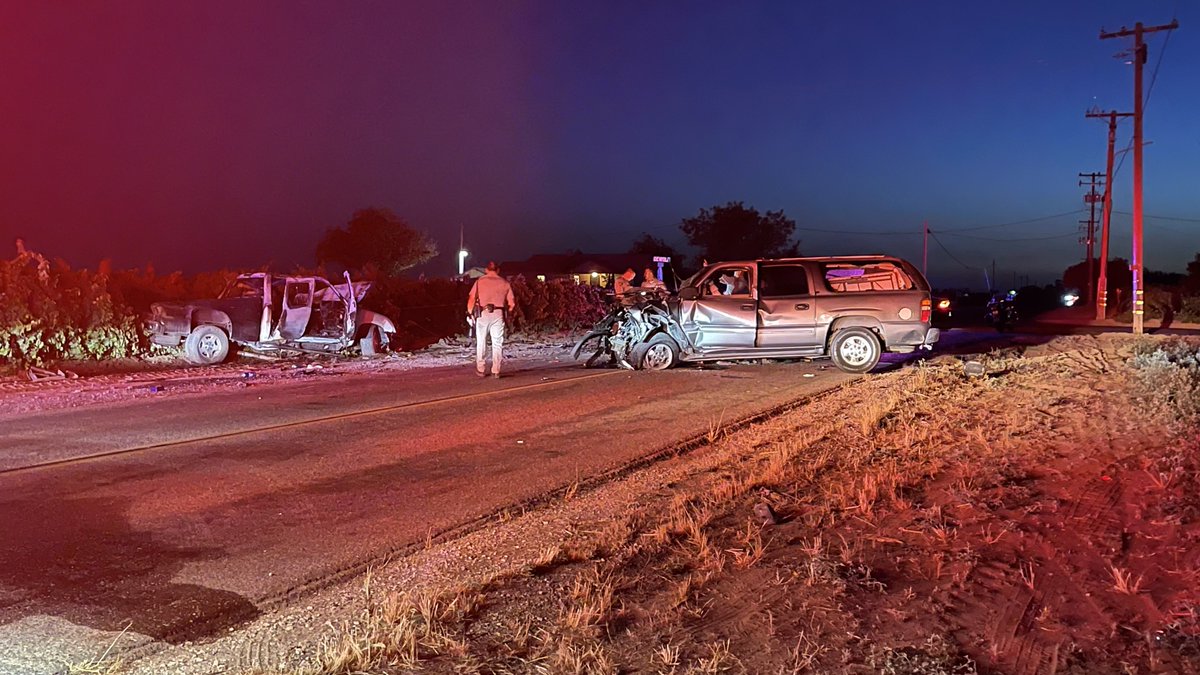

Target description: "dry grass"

left=63, top=624, right=130, bottom=675
left=727, top=520, right=767, bottom=569
left=1110, top=565, right=1146, bottom=596
left=299, top=569, right=487, bottom=675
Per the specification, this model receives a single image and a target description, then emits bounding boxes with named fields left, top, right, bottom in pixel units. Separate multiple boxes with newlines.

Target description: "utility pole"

left=1078, top=172, right=1102, bottom=305
left=1085, top=110, right=1132, bottom=320
left=1100, top=19, right=1178, bottom=334
left=922, top=221, right=929, bottom=278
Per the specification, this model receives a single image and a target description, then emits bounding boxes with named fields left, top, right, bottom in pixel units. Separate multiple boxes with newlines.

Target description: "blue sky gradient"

left=0, top=0, right=1194, bottom=288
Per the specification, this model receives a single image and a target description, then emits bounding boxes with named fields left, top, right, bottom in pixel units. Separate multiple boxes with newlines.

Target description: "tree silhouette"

left=679, top=201, right=799, bottom=262
left=1187, top=253, right=1200, bottom=292
left=316, top=208, right=437, bottom=277
left=1062, top=257, right=1132, bottom=301
left=628, top=233, right=681, bottom=259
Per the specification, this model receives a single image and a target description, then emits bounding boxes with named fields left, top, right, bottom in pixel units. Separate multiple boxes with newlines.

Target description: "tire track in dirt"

left=961, top=466, right=1158, bottom=674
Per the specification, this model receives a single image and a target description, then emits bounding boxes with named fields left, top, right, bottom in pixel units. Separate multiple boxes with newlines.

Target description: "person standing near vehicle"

left=614, top=268, right=636, bottom=295
left=641, top=267, right=666, bottom=293
left=466, top=262, right=515, bottom=378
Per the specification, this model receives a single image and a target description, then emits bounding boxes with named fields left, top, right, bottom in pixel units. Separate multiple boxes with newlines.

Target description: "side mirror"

left=678, top=286, right=699, bottom=300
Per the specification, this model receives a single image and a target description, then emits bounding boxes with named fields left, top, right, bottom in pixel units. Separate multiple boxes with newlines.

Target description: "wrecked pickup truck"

left=573, top=255, right=939, bottom=374
left=148, top=273, right=396, bottom=365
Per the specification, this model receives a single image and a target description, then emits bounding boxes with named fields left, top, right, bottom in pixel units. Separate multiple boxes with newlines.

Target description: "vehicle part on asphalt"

left=23, top=367, right=79, bottom=383
left=359, top=325, right=386, bottom=357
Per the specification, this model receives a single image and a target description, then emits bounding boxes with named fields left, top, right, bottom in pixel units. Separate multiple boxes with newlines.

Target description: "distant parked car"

left=148, top=273, right=396, bottom=365
left=573, top=255, right=939, bottom=374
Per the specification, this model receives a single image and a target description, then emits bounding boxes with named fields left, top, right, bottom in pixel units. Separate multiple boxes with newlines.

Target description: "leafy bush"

left=1129, top=338, right=1200, bottom=424
left=363, top=275, right=609, bottom=349
left=0, top=242, right=144, bottom=367
left=106, top=265, right=238, bottom=313
left=508, top=277, right=609, bottom=332
left=362, top=277, right=468, bottom=350
left=1179, top=295, right=1200, bottom=324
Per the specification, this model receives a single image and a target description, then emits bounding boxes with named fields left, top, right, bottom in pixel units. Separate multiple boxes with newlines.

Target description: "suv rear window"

left=822, top=262, right=914, bottom=292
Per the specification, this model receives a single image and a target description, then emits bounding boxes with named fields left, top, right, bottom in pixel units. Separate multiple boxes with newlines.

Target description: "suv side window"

left=821, top=262, right=914, bottom=292
left=758, top=264, right=810, bottom=298
left=702, top=266, right=753, bottom=297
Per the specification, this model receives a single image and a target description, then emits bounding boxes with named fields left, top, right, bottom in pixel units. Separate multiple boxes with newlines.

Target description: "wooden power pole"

left=1085, top=110, right=1132, bottom=320
left=1100, top=19, right=1178, bottom=334
left=922, top=221, right=929, bottom=278
left=1078, top=172, right=1102, bottom=306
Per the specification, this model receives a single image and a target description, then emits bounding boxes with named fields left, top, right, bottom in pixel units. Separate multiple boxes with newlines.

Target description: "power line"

left=928, top=232, right=982, bottom=271
left=937, top=230, right=1080, bottom=242
left=792, top=226, right=916, bottom=235
left=1143, top=15, right=1177, bottom=114
left=934, top=209, right=1086, bottom=232
left=789, top=208, right=1086, bottom=236
left=1114, top=210, right=1200, bottom=223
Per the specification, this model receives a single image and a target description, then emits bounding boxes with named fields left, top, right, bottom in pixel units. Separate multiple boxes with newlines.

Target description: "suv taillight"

left=919, top=298, right=931, bottom=323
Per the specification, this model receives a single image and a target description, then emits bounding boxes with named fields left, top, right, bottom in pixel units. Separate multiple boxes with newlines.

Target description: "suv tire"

left=633, top=333, right=679, bottom=371
left=184, top=325, right=230, bottom=365
left=830, top=327, right=881, bottom=374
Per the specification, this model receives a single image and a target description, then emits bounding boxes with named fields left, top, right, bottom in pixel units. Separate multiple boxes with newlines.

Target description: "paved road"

left=0, top=356, right=860, bottom=670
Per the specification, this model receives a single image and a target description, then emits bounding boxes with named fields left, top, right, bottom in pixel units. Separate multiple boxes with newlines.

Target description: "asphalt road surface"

left=0, top=355, right=867, bottom=672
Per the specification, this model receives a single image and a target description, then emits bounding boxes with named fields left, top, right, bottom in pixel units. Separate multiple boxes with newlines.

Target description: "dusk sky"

left=1, top=1, right=1195, bottom=288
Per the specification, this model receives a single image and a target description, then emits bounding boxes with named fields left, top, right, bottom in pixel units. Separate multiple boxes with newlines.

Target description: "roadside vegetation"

left=233, top=334, right=1200, bottom=674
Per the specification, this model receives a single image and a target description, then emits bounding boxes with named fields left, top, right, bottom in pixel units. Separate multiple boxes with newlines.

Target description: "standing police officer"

left=466, top=262, right=515, bottom=378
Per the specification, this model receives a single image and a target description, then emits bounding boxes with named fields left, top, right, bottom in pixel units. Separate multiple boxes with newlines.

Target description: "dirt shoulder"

left=0, top=335, right=574, bottom=419
left=80, top=334, right=1200, bottom=674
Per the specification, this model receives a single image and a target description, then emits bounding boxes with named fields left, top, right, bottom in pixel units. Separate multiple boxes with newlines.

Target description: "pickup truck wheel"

left=359, top=325, right=387, bottom=357
left=633, top=333, right=679, bottom=371
left=183, top=325, right=230, bottom=365
left=830, top=327, right=881, bottom=374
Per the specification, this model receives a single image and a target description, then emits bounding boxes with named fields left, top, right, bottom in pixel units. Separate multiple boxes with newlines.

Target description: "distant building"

left=499, top=253, right=675, bottom=288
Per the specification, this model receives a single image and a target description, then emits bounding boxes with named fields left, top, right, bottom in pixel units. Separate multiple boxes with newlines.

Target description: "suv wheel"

left=830, top=327, right=881, bottom=374
left=184, top=325, right=230, bottom=365
left=633, top=334, right=679, bottom=371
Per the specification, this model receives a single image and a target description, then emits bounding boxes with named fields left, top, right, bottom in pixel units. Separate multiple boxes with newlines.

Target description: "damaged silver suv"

left=574, top=255, right=939, bottom=373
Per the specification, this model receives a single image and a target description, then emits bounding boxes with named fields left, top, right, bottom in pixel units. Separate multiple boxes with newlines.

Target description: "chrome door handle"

left=795, top=303, right=810, bottom=310
left=740, top=304, right=755, bottom=311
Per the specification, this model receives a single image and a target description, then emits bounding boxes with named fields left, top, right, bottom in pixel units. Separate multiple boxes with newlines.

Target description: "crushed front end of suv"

left=573, top=255, right=939, bottom=374
left=148, top=273, right=396, bottom=365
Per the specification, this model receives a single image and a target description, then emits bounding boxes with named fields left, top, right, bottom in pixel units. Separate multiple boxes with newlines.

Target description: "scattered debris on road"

left=0, top=336, right=573, bottom=418
left=22, top=366, right=77, bottom=382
